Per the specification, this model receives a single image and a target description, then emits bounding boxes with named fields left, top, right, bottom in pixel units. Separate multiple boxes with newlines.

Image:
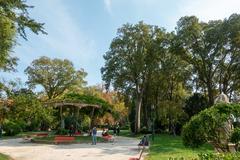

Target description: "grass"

left=108, top=129, right=144, bottom=139
left=146, top=134, right=214, bottom=160
left=0, top=153, right=11, bottom=160
left=1, top=131, right=50, bottom=139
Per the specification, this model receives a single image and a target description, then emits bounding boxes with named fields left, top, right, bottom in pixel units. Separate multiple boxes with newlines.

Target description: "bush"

left=182, top=116, right=206, bottom=147
left=230, top=128, right=240, bottom=144
left=182, top=103, right=240, bottom=150
left=55, top=128, right=69, bottom=135
left=198, top=153, right=240, bottom=160
left=3, top=120, right=22, bottom=136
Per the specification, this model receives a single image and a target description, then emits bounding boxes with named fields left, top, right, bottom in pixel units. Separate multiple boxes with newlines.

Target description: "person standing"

left=69, top=124, right=74, bottom=136
left=92, top=126, right=97, bottom=145
left=116, top=123, right=120, bottom=136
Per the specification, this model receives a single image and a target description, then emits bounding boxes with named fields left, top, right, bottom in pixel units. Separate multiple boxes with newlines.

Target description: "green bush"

left=198, top=153, right=240, bottom=160
left=230, top=128, right=240, bottom=144
left=3, top=120, right=22, bottom=136
left=55, top=128, right=69, bottom=135
left=182, top=116, right=206, bottom=147
left=182, top=103, right=240, bottom=150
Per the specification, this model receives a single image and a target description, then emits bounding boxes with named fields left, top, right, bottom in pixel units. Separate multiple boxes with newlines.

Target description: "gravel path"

left=0, top=136, right=142, bottom=160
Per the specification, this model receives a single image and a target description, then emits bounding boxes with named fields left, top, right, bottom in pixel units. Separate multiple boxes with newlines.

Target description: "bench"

left=54, top=136, right=75, bottom=144
left=102, top=135, right=114, bottom=142
left=36, top=133, right=48, bottom=137
left=23, top=135, right=33, bottom=142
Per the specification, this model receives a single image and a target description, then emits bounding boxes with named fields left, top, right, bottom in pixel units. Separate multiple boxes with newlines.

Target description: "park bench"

left=54, top=136, right=75, bottom=144
left=36, top=133, right=48, bottom=137
left=102, top=135, right=114, bottom=142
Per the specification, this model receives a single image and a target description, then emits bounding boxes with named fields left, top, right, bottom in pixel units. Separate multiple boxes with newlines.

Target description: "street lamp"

left=151, top=104, right=155, bottom=141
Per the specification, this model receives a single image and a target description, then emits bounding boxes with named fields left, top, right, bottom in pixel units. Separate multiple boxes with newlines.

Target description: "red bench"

left=102, top=135, right=114, bottom=142
left=36, top=133, right=48, bottom=137
left=54, top=136, right=75, bottom=144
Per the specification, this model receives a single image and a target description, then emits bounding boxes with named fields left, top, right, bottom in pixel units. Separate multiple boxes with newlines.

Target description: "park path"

left=0, top=136, right=142, bottom=160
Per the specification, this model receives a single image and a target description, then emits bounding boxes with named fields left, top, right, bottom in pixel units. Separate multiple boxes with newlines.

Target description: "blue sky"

left=1, top=0, right=240, bottom=87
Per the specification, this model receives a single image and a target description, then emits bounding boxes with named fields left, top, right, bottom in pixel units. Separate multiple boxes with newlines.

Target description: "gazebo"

left=44, top=100, right=101, bottom=129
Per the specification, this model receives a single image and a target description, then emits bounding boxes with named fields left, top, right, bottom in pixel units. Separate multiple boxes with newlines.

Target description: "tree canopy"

left=174, top=14, right=240, bottom=105
left=101, top=21, right=169, bottom=132
left=0, top=0, right=46, bottom=71
left=25, top=56, right=87, bottom=99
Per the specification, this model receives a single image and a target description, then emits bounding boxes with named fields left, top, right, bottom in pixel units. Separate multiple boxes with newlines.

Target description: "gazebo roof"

left=44, top=100, right=101, bottom=109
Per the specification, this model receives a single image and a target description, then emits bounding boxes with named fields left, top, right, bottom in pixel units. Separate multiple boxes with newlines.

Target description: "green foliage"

left=182, top=103, right=240, bottom=149
left=64, top=93, right=113, bottom=116
left=101, top=21, right=170, bottom=132
left=55, top=128, right=69, bottom=135
left=25, top=56, right=87, bottom=99
left=0, top=0, right=46, bottom=71
left=9, top=92, right=54, bottom=131
left=0, top=16, right=17, bottom=71
left=182, top=115, right=206, bottom=148
left=184, top=93, right=209, bottom=119
left=174, top=14, right=240, bottom=105
left=198, top=153, right=240, bottom=160
left=2, top=120, right=22, bottom=136
left=230, top=128, right=240, bottom=144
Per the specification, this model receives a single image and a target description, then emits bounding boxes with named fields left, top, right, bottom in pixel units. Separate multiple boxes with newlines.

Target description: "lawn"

left=146, top=134, right=214, bottom=160
left=0, top=153, right=11, bottom=160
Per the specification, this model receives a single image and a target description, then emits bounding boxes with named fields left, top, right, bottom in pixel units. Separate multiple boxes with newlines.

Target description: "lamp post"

left=151, top=104, right=155, bottom=141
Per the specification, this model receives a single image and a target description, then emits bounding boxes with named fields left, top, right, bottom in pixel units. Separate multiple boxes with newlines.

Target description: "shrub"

left=3, top=120, right=22, bottom=136
left=182, top=103, right=240, bottom=151
left=198, top=153, right=240, bottom=160
left=55, top=128, right=69, bottom=135
left=182, top=115, right=206, bottom=147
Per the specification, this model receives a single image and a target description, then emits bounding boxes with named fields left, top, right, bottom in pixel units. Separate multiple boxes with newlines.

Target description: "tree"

left=0, top=0, right=46, bottom=71
left=25, top=56, right=87, bottom=99
left=174, top=14, right=240, bottom=105
left=101, top=21, right=168, bottom=133
left=183, top=93, right=209, bottom=119
left=8, top=92, right=54, bottom=131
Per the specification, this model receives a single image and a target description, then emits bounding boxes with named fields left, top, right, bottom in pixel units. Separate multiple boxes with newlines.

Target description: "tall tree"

left=101, top=21, right=168, bottom=133
left=174, top=14, right=240, bottom=105
left=0, top=0, right=46, bottom=71
left=25, top=56, right=87, bottom=99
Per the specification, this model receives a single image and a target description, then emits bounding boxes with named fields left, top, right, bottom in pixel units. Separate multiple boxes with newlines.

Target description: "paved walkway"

left=0, top=136, right=141, bottom=160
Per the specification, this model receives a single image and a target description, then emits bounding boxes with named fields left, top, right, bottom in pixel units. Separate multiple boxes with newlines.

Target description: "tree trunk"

left=135, top=96, right=142, bottom=133
left=207, top=83, right=215, bottom=106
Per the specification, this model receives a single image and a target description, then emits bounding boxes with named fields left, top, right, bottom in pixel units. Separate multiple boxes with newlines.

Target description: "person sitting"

left=102, top=128, right=109, bottom=137
left=69, top=124, right=75, bottom=136
left=138, top=135, right=149, bottom=146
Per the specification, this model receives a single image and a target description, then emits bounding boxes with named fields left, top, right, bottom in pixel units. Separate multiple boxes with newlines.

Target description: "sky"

left=1, top=0, right=240, bottom=87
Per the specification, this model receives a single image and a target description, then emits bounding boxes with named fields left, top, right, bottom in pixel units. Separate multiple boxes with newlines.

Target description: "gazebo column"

left=74, top=107, right=80, bottom=132
left=90, top=108, right=95, bottom=129
left=60, top=106, right=65, bottom=129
